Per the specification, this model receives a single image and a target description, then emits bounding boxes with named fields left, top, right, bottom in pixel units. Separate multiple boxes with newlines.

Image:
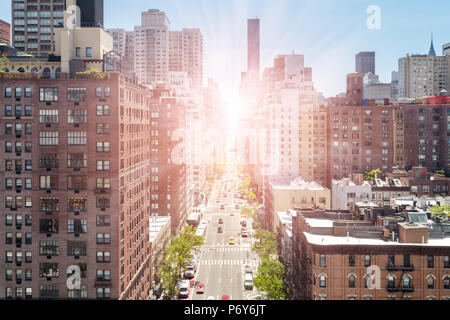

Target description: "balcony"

left=386, top=264, right=415, bottom=272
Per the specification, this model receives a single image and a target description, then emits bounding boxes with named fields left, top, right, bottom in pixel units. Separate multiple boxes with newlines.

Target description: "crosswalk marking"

left=199, top=259, right=258, bottom=266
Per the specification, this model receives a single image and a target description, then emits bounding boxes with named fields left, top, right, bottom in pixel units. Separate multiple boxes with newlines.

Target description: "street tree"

left=254, top=257, right=286, bottom=300
left=252, top=229, right=277, bottom=259
left=157, top=225, right=204, bottom=299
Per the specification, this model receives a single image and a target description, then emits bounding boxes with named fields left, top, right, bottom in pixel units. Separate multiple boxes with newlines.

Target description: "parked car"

left=177, top=280, right=190, bottom=298
left=235, top=204, right=240, bottom=209
left=228, top=237, right=235, bottom=245
left=241, top=229, right=248, bottom=237
left=218, top=218, right=224, bottom=224
left=218, top=226, right=223, bottom=233
left=184, top=265, right=195, bottom=279
left=220, top=205, right=225, bottom=210
left=222, top=295, right=230, bottom=300
left=244, top=273, right=253, bottom=290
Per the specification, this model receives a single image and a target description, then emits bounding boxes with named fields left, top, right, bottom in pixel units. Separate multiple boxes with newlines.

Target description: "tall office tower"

left=0, top=19, right=11, bottom=45
left=134, top=10, right=170, bottom=87
left=169, top=29, right=204, bottom=88
left=355, top=52, right=375, bottom=75
left=107, top=29, right=135, bottom=78
left=11, top=0, right=66, bottom=55
left=149, top=86, right=187, bottom=235
left=247, top=19, right=260, bottom=81
left=76, top=0, right=103, bottom=27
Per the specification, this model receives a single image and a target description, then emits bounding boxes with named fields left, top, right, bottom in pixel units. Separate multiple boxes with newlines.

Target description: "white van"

left=178, top=280, right=190, bottom=298
left=244, top=273, right=253, bottom=290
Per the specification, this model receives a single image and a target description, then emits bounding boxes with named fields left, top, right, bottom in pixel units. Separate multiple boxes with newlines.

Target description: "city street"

left=191, top=162, right=260, bottom=300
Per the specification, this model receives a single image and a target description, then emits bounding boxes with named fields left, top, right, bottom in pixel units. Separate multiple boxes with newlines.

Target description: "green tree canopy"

left=431, top=204, right=450, bottom=220
left=254, top=258, right=286, bottom=300
left=252, top=229, right=277, bottom=259
left=75, top=68, right=106, bottom=80
left=157, top=225, right=204, bottom=299
left=364, top=168, right=382, bottom=181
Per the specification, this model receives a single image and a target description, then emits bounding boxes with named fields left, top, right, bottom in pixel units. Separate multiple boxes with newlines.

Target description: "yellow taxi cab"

left=228, top=237, right=235, bottom=245
left=230, top=212, right=234, bottom=216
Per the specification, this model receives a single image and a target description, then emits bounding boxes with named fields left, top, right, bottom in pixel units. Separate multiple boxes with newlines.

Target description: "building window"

left=68, top=132, right=87, bottom=146
left=96, top=215, right=111, bottom=226
left=96, top=142, right=110, bottom=153
left=96, top=160, right=110, bottom=171
left=39, top=110, right=59, bottom=124
left=68, top=198, right=87, bottom=213
left=5, top=87, right=12, bottom=98
left=444, top=256, right=449, bottom=268
left=96, top=124, right=110, bottom=134
left=96, top=288, right=110, bottom=299
left=96, top=87, right=102, bottom=97
left=104, top=87, right=111, bottom=97
left=387, top=275, right=395, bottom=289
left=68, top=285, right=87, bottom=299
left=67, top=153, right=87, bottom=169
left=67, top=241, right=87, bottom=256
left=319, top=255, right=326, bottom=267
left=39, top=241, right=59, bottom=256
left=86, top=47, right=92, bottom=57
left=67, top=176, right=87, bottom=190
left=96, top=197, right=110, bottom=209
left=39, top=197, right=59, bottom=213
left=96, top=233, right=111, bottom=244
left=39, top=131, right=59, bottom=146
left=365, top=255, right=371, bottom=267
left=444, top=276, right=450, bottom=289
left=39, top=285, right=59, bottom=299
left=67, top=88, right=87, bottom=102
left=428, top=256, right=434, bottom=269
left=39, top=88, right=58, bottom=102
left=96, top=105, right=110, bottom=116
left=76, top=47, right=80, bottom=57
left=39, top=176, right=58, bottom=189
left=427, top=275, right=435, bottom=289
left=67, top=219, right=87, bottom=234
left=349, top=275, right=356, bottom=288
left=319, top=275, right=326, bottom=288
left=67, top=109, right=87, bottom=124
left=402, top=275, right=411, bottom=289
left=96, top=178, right=110, bottom=189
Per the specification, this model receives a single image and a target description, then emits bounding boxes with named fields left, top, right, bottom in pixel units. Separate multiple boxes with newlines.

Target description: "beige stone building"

left=265, top=177, right=331, bottom=233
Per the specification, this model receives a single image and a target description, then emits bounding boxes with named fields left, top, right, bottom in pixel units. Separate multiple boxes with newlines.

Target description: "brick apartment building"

left=327, top=105, right=394, bottom=186
left=0, top=19, right=10, bottom=45
left=394, top=102, right=450, bottom=172
left=292, top=209, right=450, bottom=300
left=149, top=86, right=187, bottom=235
left=0, top=71, right=154, bottom=300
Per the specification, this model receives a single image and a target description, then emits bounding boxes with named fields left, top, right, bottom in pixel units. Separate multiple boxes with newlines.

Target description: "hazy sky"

left=1, top=0, right=450, bottom=102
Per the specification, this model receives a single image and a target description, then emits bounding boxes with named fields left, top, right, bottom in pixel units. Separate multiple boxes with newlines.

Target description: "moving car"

left=222, top=295, right=230, bottom=300
left=196, top=283, right=205, bottom=294
left=241, top=229, right=248, bottom=237
left=228, top=237, right=235, bottom=245
left=235, top=204, right=240, bottom=209
left=220, top=205, right=225, bottom=210
left=218, top=218, right=223, bottom=224
left=217, top=226, right=223, bottom=233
